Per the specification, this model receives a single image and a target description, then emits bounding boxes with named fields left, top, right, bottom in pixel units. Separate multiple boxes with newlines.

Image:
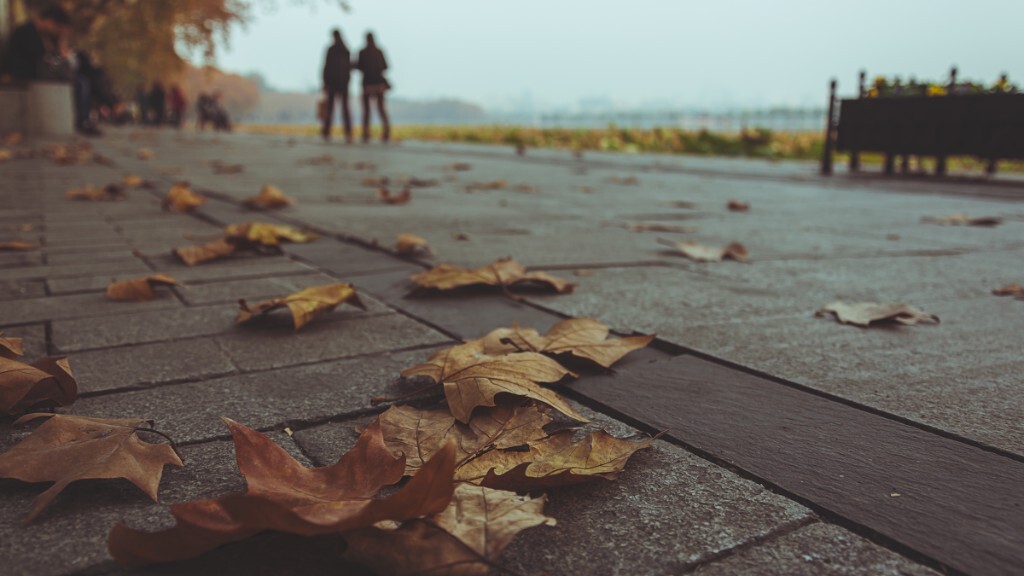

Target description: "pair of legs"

left=321, top=85, right=352, bottom=142
left=361, top=89, right=390, bottom=142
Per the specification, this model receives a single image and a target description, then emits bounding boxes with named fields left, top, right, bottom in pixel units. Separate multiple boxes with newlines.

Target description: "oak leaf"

left=163, top=182, right=206, bottom=212
left=922, top=213, right=1002, bottom=227
left=727, top=200, right=750, bottom=211
left=66, top=184, right=126, bottom=201
left=108, top=419, right=456, bottom=568
left=0, top=240, right=38, bottom=251
left=378, top=401, right=553, bottom=478
left=815, top=301, right=940, bottom=327
left=992, top=283, right=1024, bottom=299
left=460, top=429, right=654, bottom=491
left=659, top=238, right=750, bottom=263
left=225, top=221, right=317, bottom=246
left=411, top=258, right=575, bottom=294
left=173, top=238, right=237, bottom=266
left=0, top=356, right=77, bottom=415
left=395, top=233, right=433, bottom=256
left=400, top=342, right=584, bottom=423
left=0, top=414, right=182, bottom=523
left=0, top=332, right=24, bottom=359
left=106, top=274, right=183, bottom=302
left=378, top=186, right=411, bottom=205
left=474, top=318, right=655, bottom=369
left=343, top=484, right=554, bottom=576
left=236, top=283, right=366, bottom=330
left=243, top=184, right=293, bottom=209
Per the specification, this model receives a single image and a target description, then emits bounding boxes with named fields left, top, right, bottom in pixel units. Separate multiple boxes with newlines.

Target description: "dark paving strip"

left=560, top=354, right=1024, bottom=576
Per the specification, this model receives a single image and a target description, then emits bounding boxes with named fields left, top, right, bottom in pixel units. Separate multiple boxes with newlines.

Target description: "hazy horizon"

left=210, top=0, right=1024, bottom=113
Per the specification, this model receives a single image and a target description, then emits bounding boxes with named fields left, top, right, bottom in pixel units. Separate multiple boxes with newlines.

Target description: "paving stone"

left=52, top=304, right=238, bottom=352
left=1, top=258, right=151, bottom=281
left=0, top=279, right=46, bottom=300
left=0, top=323, right=48, bottom=358
left=692, top=522, right=939, bottom=576
left=147, top=253, right=317, bottom=282
left=69, top=347, right=446, bottom=444
left=72, top=337, right=237, bottom=393
left=283, top=240, right=420, bottom=278
left=179, top=271, right=332, bottom=305
left=215, top=311, right=449, bottom=371
left=44, top=249, right=143, bottom=266
left=0, top=251, right=42, bottom=268
left=0, top=290, right=180, bottom=324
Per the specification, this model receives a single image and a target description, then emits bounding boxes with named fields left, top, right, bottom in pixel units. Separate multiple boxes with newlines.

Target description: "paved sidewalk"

left=1, top=127, right=1021, bottom=575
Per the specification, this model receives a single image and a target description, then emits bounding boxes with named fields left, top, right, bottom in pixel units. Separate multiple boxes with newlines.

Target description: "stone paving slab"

left=51, top=304, right=240, bottom=352
left=72, top=337, right=238, bottom=394
left=0, top=290, right=181, bottom=325
left=0, top=279, right=46, bottom=301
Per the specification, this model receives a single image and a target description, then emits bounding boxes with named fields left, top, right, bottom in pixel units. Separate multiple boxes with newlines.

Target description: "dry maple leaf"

left=922, top=213, right=1002, bottom=227
left=0, top=240, right=38, bottom=251
left=0, top=332, right=25, bottom=359
left=377, top=186, right=412, bottom=205
left=163, top=182, right=206, bottom=212
left=225, top=221, right=317, bottom=246
left=411, top=258, right=575, bottom=294
left=815, top=301, right=940, bottom=327
left=108, top=419, right=456, bottom=568
left=727, top=200, right=750, bottom=212
left=625, top=222, right=696, bottom=234
left=66, top=184, right=127, bottom=201
left=0, top=356, right=77, bottom=416
left=236, top=283, right=366, bottom=330
left=173, top=238, right=237, bottom=266
left=395, top=233, right=433, bottom=256
left=0, top=414, right=182, bottom=523
left=465, top=180, right=507, bottom=192
left=658, top=238, right=750, bottom=263
left=106, top=274, right=183, bottom=302
left=243, top=184, right=294, bottom=209
left=401, top=341, right=584, bottom=424
left=378, top=400, right=553, bottom=478
left=461, top=429, right=654, bottom=491
left=343, top=484, right=554, bottom=576
left=992, top=284, right=1024, bottom=299
left=474, top=318, right=655, bottom=369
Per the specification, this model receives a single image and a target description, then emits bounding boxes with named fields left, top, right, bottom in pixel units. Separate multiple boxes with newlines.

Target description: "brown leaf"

left=465, top=180, right=506, bottom=192
left=362, top=176, right=389, bottom=187
left=401, top=342, right=584, bottom=423
left=411, top=258, right=575, bottom=294
left=377, top=186, right=411, bottom=205
left=727, top=200, right=750, bottom=212
left=108, top=419, right=456, bottom=568
left=66, top=184, right=127, bottom=201
left=343, top=484, right=554, bottom=576
left=243, top=184, right=294, bottom=210
left=0, top=148, right=12, bottom=162
left=120, top=174, right=146, bottom=188
left=815, top=301, right=940, bottom=327
left=625, top=222, right=696, bottom=234
left=452, top=232, right=471, bottom=241
left=378, top=400, right=553, bottom=477
left=106, top=274, right=183, bottom=302
left=461, top=429, right=654, bottom=491
left=475, top=318, right=655, bottom=369
left=992, top=284, right=1024, bottom=299
left=0, top=240, right=38, bottom=251
left=658, top=238, right=750, bottom=263
left=446, top=162, right=472, bottom=171
left=395, top=233, right=433, bottom=256
left=236, top=283, right=366, bottom=330
left=0, top=356, right=77, bottom=416
left=0, top=414, right=181, bottom=523
left=173, top=238, right=237, bottom=266
left=225, top=221, right=317, bottom=247
left=137, top=147, right=155, bottom=160
left=404, top=177, right=438, bottom=188
left=0, top=332, right=25, bottom=359
left=3, top=131, right=23, bottom=146
left=163, top=182, right=206, bottom=212
left=922, top=213, right=1002, bottom=227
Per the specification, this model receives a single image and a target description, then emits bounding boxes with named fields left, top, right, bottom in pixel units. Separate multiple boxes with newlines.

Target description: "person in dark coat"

left=148, top=81, right=166, bottom=126
left=321, top=29, right=353, bottom=143
left=4, top=5, right=70, bottom=81
left=355, top=32, right=391, bottom=143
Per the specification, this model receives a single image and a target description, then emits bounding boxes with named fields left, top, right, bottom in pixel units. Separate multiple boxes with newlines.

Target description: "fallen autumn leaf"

left=727, top=200, right=750, bottom=211
left=411, top=258, right=575, bottom=294
left=815, top=301, right=940, bottom=327
left=377, top=186, right=411, bottom=205
left=162, top=182, right=206, bottom=212
left=473, top=317, right=655, bottom=369
left=922, top=213, right=1002, bottom=227
left=243, top=184, right=294, bottom=210
left=236, top=283, right=366, bottom=330
left=395, top=233, right=433, bottom=256
left=0, top=355, right=77, bottom=416
left=106, top=274, right=183, bottom=302
left=658, top=238, right=750, bottom=263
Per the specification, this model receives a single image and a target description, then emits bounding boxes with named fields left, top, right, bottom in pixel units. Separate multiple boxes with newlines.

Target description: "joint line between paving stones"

left=548, top=384, right=965, bottom=576
left=676, top=515, right=819, bottom=574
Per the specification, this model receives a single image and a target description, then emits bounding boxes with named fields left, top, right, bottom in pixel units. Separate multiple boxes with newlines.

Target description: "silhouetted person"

left=149, top=82, right=166, bottom=125
left=321, top=29, right=353, bottom=143
left=4, top=5, right=70, bottom=81
left=356, top=32, right=390, bottom=143
left=73, top=50, right=101, bottom=136
left=169, top=84, right=187, bottom=127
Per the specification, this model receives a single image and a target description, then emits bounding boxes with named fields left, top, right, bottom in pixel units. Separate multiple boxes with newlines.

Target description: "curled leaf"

left=163, top=182, right=206, bottom=212
left=727, top=200, right=750, bottom=211
left=395, top=233, right=433, bottom=256
left=225, top=221, right=317, bottom=246
left=173, top=238, right=237, bottom=266
left=236, top=283, right=366, bottom=330
left=403, top=177, right=438, bottom=188
left=66, top=184, right=126, bottom=201
left=475, top=318, right=654, bottom=369
left=106, top=274, right=183, bottom=302
left=377, top=186, right=411, bottom=205
left=0, top=414, right=181, bottom=523
left=658, top=238, right=749, bottom=263
left=120, top=174, right=146, bottom=188
left=815, top=301, right=940, bottom=327
left=922, top=213, right=1002, bottom=227
left=411, top=258, right=575, bottom=294
left=0, top=332, right=25, bottom=359
left=625, top=222, right=696, bottom=234
left=136, top=147, right=155, bottom=160
left=992, top=283, right=1024, bottom=299
left=0, top=356, right=78, bottom=415
left=0, top=240, right=38, bottom=251
left=243, top=184, right=293, bottom=210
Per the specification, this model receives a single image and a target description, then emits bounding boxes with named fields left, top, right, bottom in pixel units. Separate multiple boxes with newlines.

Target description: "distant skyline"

left=212, top=0, right=1024, bottom=112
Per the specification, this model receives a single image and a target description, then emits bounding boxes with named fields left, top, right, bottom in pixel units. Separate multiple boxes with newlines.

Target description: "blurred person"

left=149, top=81, right=166, bottom=126
left=73, top=50, right=101, bottom=136
left=321, top=29, right=353, bottom=143
left=4, top=5, right=71, bottom=81
left=169, top=84, right=187, bottom=127
left=355, top=32, right=391, bottom=143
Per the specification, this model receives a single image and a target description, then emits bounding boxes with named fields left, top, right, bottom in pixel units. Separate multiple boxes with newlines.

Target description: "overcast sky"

left=213, top=0, right=1024, bottom=111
